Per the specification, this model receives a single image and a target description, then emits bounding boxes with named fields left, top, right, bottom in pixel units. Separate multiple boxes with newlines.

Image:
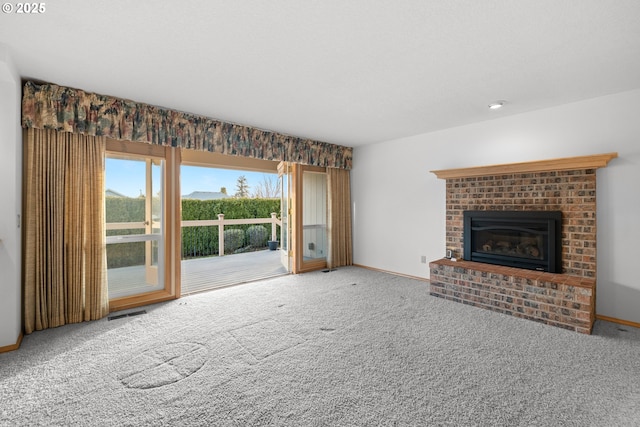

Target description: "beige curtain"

left=24, top=128, right=109, bottom=334
left=327, top=168, right=353, bottom=269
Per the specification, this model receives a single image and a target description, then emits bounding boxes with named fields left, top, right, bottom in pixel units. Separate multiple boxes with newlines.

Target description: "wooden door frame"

left=106, top=139, right=180, bottom=312
left=291, top=163, right=327, bottom=274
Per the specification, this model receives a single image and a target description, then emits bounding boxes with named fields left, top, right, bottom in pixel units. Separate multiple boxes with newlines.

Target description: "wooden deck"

left=107, top=249, right=288, bottom=298
left=181, top=249, right=287, bottom=294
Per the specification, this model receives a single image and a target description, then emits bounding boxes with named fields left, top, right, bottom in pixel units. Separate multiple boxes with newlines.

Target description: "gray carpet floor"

left=1, top=266, right=639, bottom=426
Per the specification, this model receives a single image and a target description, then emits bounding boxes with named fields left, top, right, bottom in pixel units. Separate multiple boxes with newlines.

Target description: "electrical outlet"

left=421, top=255, right=427, bottom=264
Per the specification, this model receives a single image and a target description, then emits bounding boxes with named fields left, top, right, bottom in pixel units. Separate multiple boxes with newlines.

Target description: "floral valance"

left=22, top=81, right=352, bottom=169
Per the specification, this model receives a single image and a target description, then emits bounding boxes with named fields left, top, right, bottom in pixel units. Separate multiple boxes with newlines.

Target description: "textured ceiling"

left=1, top=0, right=640, bottom=146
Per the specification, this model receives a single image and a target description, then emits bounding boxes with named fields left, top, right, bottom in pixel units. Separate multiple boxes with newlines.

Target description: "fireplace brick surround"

left=429, top=154, right=617, bottom=334
left=430, top=259, right=595, bottom=333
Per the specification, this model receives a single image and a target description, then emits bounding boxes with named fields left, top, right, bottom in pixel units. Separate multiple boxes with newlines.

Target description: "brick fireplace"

left=429, top=153, right=617, bottom=334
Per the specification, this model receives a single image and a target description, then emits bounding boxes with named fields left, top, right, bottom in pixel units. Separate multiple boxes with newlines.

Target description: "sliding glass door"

left=291, top=164, right=328, bottom=273
left=302, top=170, right=327, bottom=263
left=278, top=162, right=292, bottom=272
left=105, top=154, right=165, bottom=299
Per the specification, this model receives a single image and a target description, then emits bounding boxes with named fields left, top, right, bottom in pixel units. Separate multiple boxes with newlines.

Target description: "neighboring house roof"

left=182, top=191, right=229, bottom=200
left=106, top=188, right=128, bottom=198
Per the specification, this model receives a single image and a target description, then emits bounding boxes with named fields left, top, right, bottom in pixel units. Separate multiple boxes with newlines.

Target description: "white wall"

left=0, top=44, right=22, bottom=348
left=352, top=89, right=640, bottom=324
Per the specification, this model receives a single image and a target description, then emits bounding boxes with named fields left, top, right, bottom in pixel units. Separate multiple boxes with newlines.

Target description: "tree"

left=220, top=187, right=227, bottom=195
left=234, top=175, right=250, bottom=198
left=252, top=175, right=280, bottom=199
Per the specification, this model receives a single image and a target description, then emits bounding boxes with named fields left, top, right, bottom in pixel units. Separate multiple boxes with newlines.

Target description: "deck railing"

left=181, top=213, right=281, bottom=258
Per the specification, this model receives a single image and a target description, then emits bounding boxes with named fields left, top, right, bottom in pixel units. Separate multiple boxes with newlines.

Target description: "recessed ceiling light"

left=488, top=101, right=506, bottom=110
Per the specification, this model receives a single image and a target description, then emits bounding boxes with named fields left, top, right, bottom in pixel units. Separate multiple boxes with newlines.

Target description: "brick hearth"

left=430, top=259, right=595, bottom=334
left=429, top=154, right=617, bottom=334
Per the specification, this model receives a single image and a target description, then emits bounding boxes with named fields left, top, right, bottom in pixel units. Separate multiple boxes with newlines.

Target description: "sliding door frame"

left=291, top=163, right=327, bottom=273
left=104, top=143, right=333, bottom=309
left=106, top=139, right=181, bottom=311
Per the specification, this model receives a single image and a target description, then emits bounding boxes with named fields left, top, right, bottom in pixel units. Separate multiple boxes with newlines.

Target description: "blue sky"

left=180, top=165, right=276, bottom=197
left=105, top=158, right=276, bottom=198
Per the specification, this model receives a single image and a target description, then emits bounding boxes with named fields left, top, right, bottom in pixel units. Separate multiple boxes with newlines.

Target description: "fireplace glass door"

left=464, top=211, right=562, bottom=272
left=472, top=222, right=546, bottom=260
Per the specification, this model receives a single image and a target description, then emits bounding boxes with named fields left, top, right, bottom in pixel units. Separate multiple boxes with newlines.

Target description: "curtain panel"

left=327, top=168, right=353, bottom=269
left=23, top=128, right=109, bottom=334
left=22, top=81, right=353, bottom=170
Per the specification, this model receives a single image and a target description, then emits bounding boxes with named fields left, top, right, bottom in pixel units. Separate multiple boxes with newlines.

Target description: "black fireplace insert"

left=463, top=210, right=562, bottom=273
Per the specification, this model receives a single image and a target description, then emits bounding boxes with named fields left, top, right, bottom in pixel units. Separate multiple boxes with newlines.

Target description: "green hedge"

left=106, top=197, right=146, bottom=223
left=106, top=197, right=281, bottom=267
left=181, top=198, right=280, bottom=259
left=181, top=198, right=280, bottom=220
left=106, top=197, right=146, bottom=268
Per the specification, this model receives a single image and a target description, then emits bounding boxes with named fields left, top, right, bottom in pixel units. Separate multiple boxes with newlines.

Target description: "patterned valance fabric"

left=22, top=81, right=353, bottom=169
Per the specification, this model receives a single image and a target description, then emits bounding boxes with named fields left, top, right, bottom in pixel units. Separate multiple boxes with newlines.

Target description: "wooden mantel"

left=430, top=152, right=618, bottom=180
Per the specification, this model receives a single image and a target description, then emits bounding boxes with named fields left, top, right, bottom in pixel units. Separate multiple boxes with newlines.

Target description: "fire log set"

left=480, top=238, right=541, bottom=258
